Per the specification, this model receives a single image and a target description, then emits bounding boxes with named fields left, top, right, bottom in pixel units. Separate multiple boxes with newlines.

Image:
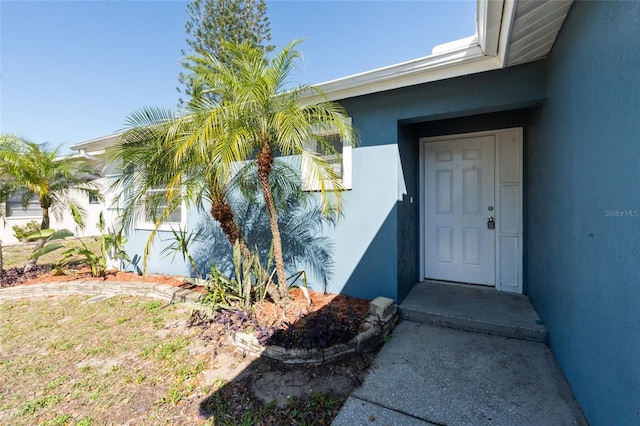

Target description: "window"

left=5, top=192, right=40, bottom=218
left=137, top=188, right=184, bottom=230
left=302, top=118, right=353, bottom=191
left=88, top=193, right=101, bottom=204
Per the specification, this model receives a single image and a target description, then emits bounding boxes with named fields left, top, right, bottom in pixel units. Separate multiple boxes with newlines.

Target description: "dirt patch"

left=251, top=354, right=372, bottom=407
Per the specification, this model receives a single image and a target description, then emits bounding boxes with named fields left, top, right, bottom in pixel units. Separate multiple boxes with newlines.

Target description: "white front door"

left=423, top=136, right=496, bottom=285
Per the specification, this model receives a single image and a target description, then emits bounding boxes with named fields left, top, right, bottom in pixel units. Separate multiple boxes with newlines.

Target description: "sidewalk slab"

left=333, top=320, right=586, bottom=426
left=333, top=397, right=437, bottom=426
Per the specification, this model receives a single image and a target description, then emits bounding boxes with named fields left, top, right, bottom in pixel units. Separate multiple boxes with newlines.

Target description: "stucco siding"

left=336, top=61, right=545, bottom=301
left=122, top=204, right=202, bottom=278
left=1, top=184, right=105, bottom=246
left=134, top=62, right=546, bottom=303
left=526, top=1, right=640, bottom=424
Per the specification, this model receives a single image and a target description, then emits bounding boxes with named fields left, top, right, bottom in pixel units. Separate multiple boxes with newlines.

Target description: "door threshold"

left=421, top=279, right=497, bottom=291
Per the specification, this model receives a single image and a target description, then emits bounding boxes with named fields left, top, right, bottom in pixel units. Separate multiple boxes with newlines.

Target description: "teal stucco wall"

left=526, top=1, right=640, bottom=424
left=335, top=61, right=545, bottom=301
left=130, top=61, right=546, bottom=302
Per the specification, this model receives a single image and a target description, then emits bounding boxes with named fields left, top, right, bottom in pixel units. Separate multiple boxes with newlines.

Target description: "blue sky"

left=1, top=1, right=475, bottom=152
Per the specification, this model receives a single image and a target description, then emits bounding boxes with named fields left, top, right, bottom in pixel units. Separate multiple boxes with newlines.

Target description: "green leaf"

left=97, top=211, right=105, bottom=232
left=48, top=229, right=74, bottom=241
left=25, top=229, right=56, bottom=240
left=70, top=204, right=84, bottom=228
left=29, top=243, right=65, bottom=259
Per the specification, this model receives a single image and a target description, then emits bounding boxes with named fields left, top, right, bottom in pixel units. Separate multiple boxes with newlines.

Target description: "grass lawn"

left=0, top=294, right=373, bottom=425
left=1, top=240, right=375, bottom=424
left=0, top=295, right=230, bottom=425
left=3, top=237, right=102, bottom=271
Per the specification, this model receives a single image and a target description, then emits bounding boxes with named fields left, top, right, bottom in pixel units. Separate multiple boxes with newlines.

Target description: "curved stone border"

left=232, top=296, right=399, bottom=364
left=0, top=281, right=201, bottom=303
left=1, top=283, right=399, bottom=365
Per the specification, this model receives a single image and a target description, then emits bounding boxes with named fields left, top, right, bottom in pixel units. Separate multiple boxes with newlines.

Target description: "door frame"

left=419, top=128, right=523, bottom=293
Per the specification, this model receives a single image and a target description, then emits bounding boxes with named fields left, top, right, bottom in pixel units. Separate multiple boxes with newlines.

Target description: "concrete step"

left=399, top=282, right=548, bottom=343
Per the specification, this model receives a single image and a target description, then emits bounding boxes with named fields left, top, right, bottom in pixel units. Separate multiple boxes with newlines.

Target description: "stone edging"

left=1, top=283, right=399, bottom=365
left=232, top=296, right=399, bottom=364
left=0, top=281, right=201, bottom=303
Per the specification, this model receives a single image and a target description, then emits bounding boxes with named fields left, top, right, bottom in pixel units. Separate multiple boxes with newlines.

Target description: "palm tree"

left=109, top=107, right=254, bottom=269
left=113, top=41, right=355, bottom=304
left=174, top=40, right=356, bottom=301
left=0, top=179, right=16, bottom=279
left=0, top=134, right=99, bottom=271
left=111, top=109, right=302, bottom=302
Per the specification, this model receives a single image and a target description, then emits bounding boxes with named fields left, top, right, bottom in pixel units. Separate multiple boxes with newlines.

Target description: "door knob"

left=487, top=217, right=495, bottom=229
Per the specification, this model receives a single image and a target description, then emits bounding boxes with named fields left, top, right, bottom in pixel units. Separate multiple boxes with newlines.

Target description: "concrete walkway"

left=333, top=283, right=587, bottom=425
left=400, top=281, right=548, bottom=343
left=333, top=321, right=586, bottom=425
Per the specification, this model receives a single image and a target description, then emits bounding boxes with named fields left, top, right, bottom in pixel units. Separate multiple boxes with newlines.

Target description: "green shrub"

left=27, top=228, right=75, bottom=267
left=12, top=221, right=41, bottom=242
left=202, top=241, right=271, bottom=311
left=57, top=211, right=130, bottom=277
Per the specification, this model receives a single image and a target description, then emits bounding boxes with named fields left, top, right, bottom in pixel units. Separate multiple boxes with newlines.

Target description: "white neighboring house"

left=68, top=134, right=124, bottom=236
left=0, top=135, right=119, bottom=246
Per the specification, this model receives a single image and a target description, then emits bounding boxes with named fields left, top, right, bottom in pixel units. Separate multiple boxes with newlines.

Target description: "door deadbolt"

left=487, top=217, right=495, bottom=230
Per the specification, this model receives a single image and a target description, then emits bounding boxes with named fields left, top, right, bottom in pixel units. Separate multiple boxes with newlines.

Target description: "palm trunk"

left=209, top=190, right=282, bottom=304
left=23, top=206, right=49, bottom=273
left=209, top=196, right=252, bottom=258
left=257, top=144, right=288, bottom=303
left=0, top=239, right=4, bottom=279
left=41, top=206, right=50, bottom=231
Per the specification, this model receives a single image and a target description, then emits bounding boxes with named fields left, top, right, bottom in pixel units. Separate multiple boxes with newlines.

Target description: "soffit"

left=307, top=0, right=575, bottom=103
left=506, top=0, right=573, bottom=66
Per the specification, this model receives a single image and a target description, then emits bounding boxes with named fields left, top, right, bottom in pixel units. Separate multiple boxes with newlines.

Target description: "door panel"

left=424, top=136, right=496, bottom=285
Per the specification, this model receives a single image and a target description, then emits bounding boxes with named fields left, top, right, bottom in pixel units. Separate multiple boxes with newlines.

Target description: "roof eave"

left=304, top=45, right=501, bottom=103
left=71, top=0, right=520, bottom=151
left=69, top=133, right=121, bottom=153
left=477, top=0, right=506, bottom=57
left=301, top=0, right=517, bottom=103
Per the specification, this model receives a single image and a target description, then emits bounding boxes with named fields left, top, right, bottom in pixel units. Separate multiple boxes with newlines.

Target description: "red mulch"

left=2, top=265, right=371, bottom=328
left=18, top=265, right=189, bottom=287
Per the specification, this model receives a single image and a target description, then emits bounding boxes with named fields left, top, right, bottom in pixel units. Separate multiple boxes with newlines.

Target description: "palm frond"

left=107, top=40, right=357, bottom=284
left=0, top=133, right=101, bottom=230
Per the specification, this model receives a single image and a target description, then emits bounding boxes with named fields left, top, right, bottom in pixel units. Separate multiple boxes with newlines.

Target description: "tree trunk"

left=210, top=192, right=282, bottom=304
left=210, top=196, right=252, bottom=258
left=0, top=239, right=4, bottom=278
left=257, top=143, right=288, bottom=303
left=23, top=206, right=49, bottom=273
left=40, top=206, right=50, bottom=231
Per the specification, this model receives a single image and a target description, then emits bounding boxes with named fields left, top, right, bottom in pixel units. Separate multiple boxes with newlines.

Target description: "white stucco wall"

left=0, top=183, right=106, bottom=245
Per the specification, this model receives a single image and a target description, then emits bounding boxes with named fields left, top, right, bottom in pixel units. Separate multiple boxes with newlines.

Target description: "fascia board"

left=302, top=45, right=502, bottom=103
left=496, top=0, right=518, bottom=66
left=477, top=0, right=505, bottom=56
left=70, top=133, right=121, bottom=152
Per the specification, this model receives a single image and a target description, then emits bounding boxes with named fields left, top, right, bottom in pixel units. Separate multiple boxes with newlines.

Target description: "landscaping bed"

left=0, top=264, right=389, bottom=424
